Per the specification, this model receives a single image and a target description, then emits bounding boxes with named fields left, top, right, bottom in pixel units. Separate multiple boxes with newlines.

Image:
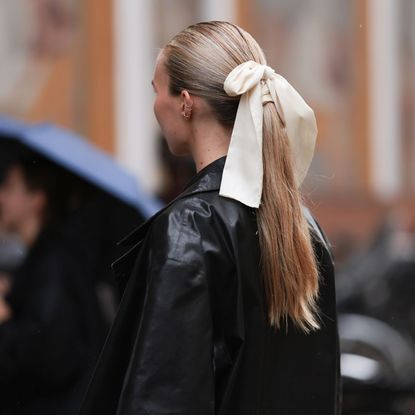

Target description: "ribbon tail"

left=271, top=75, right=318, bottom=186
left=219, top=87, right=264, bottom=208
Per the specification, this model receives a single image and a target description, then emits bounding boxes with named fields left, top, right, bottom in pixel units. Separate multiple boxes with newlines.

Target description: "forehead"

left=153, top=51, right=168, bottom=83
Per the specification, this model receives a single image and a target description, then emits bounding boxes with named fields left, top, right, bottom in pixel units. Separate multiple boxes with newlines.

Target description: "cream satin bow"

left=219, top=60, right=317, bottom=208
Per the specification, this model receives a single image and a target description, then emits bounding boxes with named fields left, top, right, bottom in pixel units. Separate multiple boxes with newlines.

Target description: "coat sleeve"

left=116, top=208, right=215, bottom=415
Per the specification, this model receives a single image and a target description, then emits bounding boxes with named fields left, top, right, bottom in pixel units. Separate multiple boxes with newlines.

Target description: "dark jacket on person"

left=0, top=227, right=107, bottom=414
left=80, top=156, right=341, bottom=415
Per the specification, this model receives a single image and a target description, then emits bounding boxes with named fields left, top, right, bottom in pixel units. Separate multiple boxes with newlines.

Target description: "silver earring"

left=183, top=103, right=192, bottom=119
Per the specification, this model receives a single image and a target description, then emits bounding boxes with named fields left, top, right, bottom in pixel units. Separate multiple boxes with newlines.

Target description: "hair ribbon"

left=219, top=60, right=318, bottom=208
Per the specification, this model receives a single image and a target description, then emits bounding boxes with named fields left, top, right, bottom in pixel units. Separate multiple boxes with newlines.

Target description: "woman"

left=81, top=21, right=340, bottom=415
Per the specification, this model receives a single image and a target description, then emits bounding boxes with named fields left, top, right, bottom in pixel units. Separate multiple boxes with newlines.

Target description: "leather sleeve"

left=115, top=207, right=215, bottom=415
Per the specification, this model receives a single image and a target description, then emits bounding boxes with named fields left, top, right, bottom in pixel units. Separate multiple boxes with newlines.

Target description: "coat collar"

left=117, top=156, right=226, bottom=248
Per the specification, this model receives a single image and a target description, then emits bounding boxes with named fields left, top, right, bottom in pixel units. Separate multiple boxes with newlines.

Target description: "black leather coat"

left=81, top=156, right=340, bottom=415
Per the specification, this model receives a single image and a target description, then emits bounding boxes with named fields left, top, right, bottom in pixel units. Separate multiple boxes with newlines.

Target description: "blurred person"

left=81, top=21, right=340, bottom=415
left=0, top=151, right=106, bottom=414
left=0, top=140, right=27, bottom=279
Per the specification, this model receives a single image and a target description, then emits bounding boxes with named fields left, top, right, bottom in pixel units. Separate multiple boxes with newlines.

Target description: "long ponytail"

left=258, top=101, right=319, bottom=332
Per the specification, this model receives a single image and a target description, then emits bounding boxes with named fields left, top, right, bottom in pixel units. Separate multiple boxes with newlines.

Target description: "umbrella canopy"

left=0, top=116, right=161, bottom=218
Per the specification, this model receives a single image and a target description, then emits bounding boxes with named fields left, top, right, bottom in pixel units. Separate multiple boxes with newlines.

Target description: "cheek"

left=153, top=93, right=171, bottom=120
left=154, top=97, right=176, bottom=135
left=153, top=98, right=173, bottom=138
left=2, top=190, right=28, bottom=215
left=0, top=193, right=18, bottom=225
left=153, top=97, right=162, bottom=122
left=153, top=95, right=190, bottom=155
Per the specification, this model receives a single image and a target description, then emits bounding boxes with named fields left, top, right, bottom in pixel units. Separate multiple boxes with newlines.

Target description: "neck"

left=18, top=216, right=43, bottom=248
left=190, top=118, right=232, bottom=172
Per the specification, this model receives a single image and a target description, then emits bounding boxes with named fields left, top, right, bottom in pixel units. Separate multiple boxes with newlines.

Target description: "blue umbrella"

left=0, top=116, right=161, bottom=218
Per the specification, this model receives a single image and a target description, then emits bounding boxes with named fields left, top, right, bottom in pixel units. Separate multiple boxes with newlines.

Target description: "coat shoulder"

left=153, top=191, right=254, bottom=234
left=146, top=191, right=256, bottom=267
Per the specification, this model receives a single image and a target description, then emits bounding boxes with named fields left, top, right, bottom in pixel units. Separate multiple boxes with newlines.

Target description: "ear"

left=180, top=90, right=193, bottom=119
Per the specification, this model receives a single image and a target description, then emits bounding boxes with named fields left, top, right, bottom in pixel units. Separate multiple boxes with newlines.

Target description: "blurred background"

left=0, top=0, right=415, bottom=413
left=1, top=0, right=414, bottom=252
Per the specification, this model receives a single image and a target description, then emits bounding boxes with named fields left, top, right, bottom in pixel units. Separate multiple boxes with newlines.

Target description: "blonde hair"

left=164, top=21, right=320, bottom=332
